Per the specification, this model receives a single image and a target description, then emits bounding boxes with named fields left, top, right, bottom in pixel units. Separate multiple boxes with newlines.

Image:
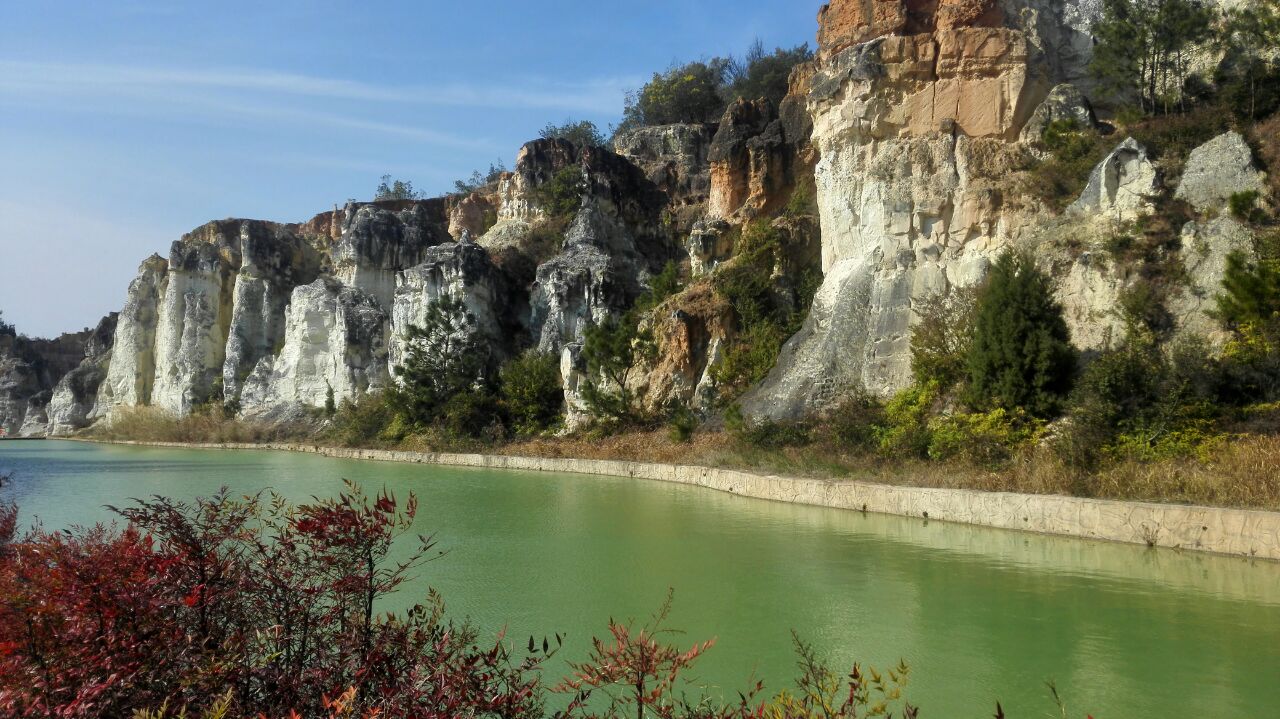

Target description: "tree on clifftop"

left=1090, top=0, right=1219, bottom=115
left=965, top=252, right=1077, bottom=418
left=374, top=175, right=423, bottom=201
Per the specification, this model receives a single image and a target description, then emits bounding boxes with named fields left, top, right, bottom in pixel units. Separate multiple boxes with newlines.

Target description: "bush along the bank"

left=0, top=484, right=1114, bottom=719
left=720, top=235, right=1280, bottom=490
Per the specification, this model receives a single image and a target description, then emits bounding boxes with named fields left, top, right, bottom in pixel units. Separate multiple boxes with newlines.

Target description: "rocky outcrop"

left=0, top=324, right=109, bottom=435
left=240, top=279, right=389, bottom=417
left=613, top=124, right=716, bottom=211
left=390, top=240, right=509, bottom=369
left=95, top=255, right=168, bottom=414
left=151, top=222, right=243, bottom=415
left=1176, top=131, right=1268, bottom=212
left=816, top=0, right=1005, bottom=61
left=1172, top=216, right=1256, bottom=344
left=743, top=10, right=1046, bottom=418
left=1020, top=83, right=1098, bottom=145
left=46, top=314, right=118, bottom=436
left=10, top=0, right=1266, bottom=435
left=222, top=223, right=323, bottom=402
left=1068, top=138, right=1160, bottom=221
left=333, top=201, right=451, bottom=310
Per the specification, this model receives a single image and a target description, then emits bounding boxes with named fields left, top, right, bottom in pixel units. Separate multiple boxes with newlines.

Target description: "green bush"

left=326, top=393, right=397, bottom=446
left=667, top=405, right=699, bottom=443
left=581, top=314, right=656, bottom=426
left=965, top=252, right=1077, bottom=418
left=374, top=175, right=422, bottom=201
left=532, top=166, right=584, bottom=219
left=910, top=286, right=979, bottom=390
left=453, top=160, right=507, bottom=195
left=783, top=183, right=818, bottom=219
left=712, top=221, right=817, bottom=394
left=1025, top=119, right=1112, bottom=211
left=827, top=390, right=885, bottom=452
left=500, top=352, right=564, bottom=436
left=724, top=404, right=811, bottom=449
left=1107, top=421, right=1228, bottom=462
left=875, top=382, right=940, bottom=459
left=926, top=408, right=1043, bottom=468
left=387, top=296, right=495, bottom=434
left=724, top=41, right=813, bottom=107
left=620, top=60, right=730, bottom=130
left=1229, top=190, right=1267, bottom=224
left=1216, top=251, right=1280, bottom=338
left=539, top=119, right=606, bottom=148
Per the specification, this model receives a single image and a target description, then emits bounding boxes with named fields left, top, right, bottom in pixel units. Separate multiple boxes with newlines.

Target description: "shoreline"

left=58, top=437, right=1280, bottom=562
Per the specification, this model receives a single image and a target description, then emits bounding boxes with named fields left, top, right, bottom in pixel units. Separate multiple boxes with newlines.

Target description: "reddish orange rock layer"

left=816, top=0, right=1003, bottom=58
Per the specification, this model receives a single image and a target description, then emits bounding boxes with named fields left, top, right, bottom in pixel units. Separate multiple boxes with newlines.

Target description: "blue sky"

left=0, top=1, right=819, bottom=338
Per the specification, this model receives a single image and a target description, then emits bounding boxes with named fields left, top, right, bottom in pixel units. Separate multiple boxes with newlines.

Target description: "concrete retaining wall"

left=75, top=440, right=1280, bottom=561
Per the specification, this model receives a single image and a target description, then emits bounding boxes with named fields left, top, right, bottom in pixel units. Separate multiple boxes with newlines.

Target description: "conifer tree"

left=965, top=252, right=1077, bottom=417
left=388, top=296, right=492, bottom=427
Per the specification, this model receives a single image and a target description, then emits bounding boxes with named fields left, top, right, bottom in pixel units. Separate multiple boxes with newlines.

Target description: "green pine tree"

left=388, top=295, right=492, bottom=428
left=965, top=252, right=1077, bottom=417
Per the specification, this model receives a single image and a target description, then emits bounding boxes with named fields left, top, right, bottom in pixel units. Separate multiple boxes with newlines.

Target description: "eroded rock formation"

left=4, top=0, right=1264, bottom=435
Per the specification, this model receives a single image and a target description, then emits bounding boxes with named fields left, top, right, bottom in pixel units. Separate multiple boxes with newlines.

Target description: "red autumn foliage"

left=0, top=482, right=550, bottom=718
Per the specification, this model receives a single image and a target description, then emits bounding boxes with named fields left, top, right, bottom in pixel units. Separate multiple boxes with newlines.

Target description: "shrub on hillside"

left=910, top=286, right=980, bottom=391
left=927, top=409, right=1044, bottom=468
left=965, top=252, right=1077, bottom=418
left=531, top=165, right=585, bottom=219
left=875, top=382, right=940, bottom=460
left=712, top=221, right=820, bottom=394
left=500, top=351, right=564, bottom=436
left=374, top=175, right=422, bottom=201
left=1024, top=119, right=1113, bottom=211
left=539, top=119, right=606, bottom=148
left=723, top=40, right=813, bottom=107
left=620, top=59, right=730, bottom=130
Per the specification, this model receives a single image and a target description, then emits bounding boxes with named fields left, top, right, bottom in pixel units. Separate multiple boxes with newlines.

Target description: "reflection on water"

left=2, top=440, right=1278, bottom=717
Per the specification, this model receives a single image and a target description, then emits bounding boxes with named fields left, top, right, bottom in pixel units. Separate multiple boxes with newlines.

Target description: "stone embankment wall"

left=79, top=440, right=1280, bottom=562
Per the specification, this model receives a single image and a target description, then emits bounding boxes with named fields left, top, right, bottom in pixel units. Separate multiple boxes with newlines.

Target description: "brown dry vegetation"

left=85, top=413, right=1280, bottom=511
left=87, top=407, right=312, bottom=444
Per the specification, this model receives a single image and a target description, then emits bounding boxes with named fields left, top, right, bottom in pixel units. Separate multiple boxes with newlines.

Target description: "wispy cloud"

left=0, top=60, right=637, bottom=114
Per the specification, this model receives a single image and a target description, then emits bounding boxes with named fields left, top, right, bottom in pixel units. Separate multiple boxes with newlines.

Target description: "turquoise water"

left=2, top=440, right=1278, bottom=717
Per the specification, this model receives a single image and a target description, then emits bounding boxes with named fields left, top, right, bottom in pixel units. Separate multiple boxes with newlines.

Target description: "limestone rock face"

left=333, top=200, right=451, bottom=310
left=0, top=353, right=41, bottom=436
left=151, top=222, right=244, bottom=415
left=1171, top=217, right=1256, bottom=344
left=640, top=282, right=732, bottom=413
left=612, top=124, right=716, bottom=210
left=222, top=223, right=323, bottom=402
left=390, top=241, right=509, bottom=370
left=95, top=255, right=168, bottom=415
left=240, top=278, right=389, bottom=416
left=686, top=219, right=734, bottom=278
left=530, top=239, right=622, bottom=355
left=448, top=192, right=499, bottom=241
left=1069, top=138, right=1161, bottom=221
left=816, top=0, right=1004, bottom=60
left=46, top=313, right=118, bottom=436
left=1176, top=131, right=1268, bottom=212
left=0, top=325, right=106, bottom=435
left=743, top=21, right=1043, bottom=418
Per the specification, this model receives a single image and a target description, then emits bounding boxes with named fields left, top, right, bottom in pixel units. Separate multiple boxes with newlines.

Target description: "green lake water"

left=1, top=440, right=1278, bottom=717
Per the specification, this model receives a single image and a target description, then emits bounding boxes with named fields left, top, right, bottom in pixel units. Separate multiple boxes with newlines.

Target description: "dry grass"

left=87, top=407, right=313, bottom=445
left=83, top=412, right=1280, bottom=511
